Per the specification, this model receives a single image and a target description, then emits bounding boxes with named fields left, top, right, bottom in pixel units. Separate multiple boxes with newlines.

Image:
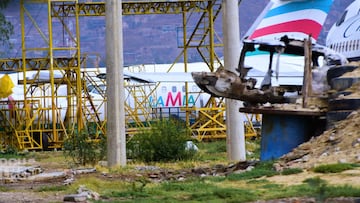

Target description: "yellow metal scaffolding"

left=0, top=0, right=259, bottom=150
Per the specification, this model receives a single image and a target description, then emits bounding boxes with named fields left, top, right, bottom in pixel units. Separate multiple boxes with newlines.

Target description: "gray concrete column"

left=106, top=0, right=126, bottom=167
left=222, top=0, right=246, bottom=161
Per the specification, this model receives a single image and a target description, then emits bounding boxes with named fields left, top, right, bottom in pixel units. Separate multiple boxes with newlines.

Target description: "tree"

left=0, top=0, right=14, bottom=47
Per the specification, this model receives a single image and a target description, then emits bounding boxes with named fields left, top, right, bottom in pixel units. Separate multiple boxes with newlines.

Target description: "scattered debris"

left=63, top=185, right=100, bottom=202
left=139, top=161, right=258, bottom=182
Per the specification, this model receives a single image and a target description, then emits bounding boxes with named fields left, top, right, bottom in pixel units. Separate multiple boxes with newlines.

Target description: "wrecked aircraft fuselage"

left=191, top=69, right=286, bottom=105
left=192, top=37, right=347, bottom=105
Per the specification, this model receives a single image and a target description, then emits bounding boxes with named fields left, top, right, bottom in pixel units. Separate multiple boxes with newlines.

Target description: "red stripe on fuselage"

left=249, top=19, right=322, bottom=40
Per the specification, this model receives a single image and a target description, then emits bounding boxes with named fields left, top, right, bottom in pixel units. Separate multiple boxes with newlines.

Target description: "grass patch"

left=195, top=140, right=228, bottom=162
left=35, top=185, right=68, bottom=192
left=226, top=161, right=279, bottom=181
left=302, top=177, right=360, bottom=202
left=313, top=163, right=359, bottom=173
left=0, top=186, right=10, bottom=192
left=195, top=139, right=261, bottom=163
left=246, top=140, right=261, bottom=160
left=325, top=184, right=360, bottom=198
left=281, top=168, right=303, bottom=175
left=246, top=179, right=270, bottom=184
left=0, top=153, right=25, bottom=159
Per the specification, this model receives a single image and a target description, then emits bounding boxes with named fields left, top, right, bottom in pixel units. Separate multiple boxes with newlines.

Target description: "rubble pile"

left=278, top=109, right=360, bottom=170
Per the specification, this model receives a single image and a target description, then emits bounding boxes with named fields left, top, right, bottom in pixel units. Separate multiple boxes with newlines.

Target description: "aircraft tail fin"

left=247, top=0, right=334, bottom=43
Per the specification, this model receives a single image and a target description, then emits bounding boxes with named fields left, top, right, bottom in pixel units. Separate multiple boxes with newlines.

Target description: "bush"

left=63, top=129, right=106, bottom=166
left=127, top=119, right=196, bottom=162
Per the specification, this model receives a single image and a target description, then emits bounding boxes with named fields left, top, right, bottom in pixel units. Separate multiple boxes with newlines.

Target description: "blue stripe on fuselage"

left=265, top=0, right=333, bottom=18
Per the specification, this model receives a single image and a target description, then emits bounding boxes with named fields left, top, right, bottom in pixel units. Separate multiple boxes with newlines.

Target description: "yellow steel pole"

left=47, top=0, right=58, bottom=142
left=182, top=11, right=190, bottom=126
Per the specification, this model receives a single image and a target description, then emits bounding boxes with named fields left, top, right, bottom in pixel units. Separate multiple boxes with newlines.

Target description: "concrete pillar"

left=222, top=0, right=246, bottom=161
left=105, top=0, right=126, bottom=167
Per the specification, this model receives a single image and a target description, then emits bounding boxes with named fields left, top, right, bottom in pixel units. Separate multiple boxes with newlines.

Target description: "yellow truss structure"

left=0, top=0, right=259, bottom=151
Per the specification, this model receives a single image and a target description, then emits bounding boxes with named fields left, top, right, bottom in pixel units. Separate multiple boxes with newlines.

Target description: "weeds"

left=313, top=163, right=359, bottom=173
left=281, top=167, right=303, bottom=175
left=303, top=177, right=328, bottom=202
left=63, top=129, right=106, bottom=166
left=35, top=185, right=67, bottom=192
left=226, top=161, right=279, bottom=181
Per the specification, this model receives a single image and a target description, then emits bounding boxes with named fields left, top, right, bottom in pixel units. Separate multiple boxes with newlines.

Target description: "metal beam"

left=50, top=0, right=209, bottom=17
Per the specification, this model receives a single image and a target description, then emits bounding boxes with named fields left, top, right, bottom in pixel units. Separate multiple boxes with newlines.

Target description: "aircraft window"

left=343, top=42, right=347, bottom=52
left=345, top=41, right=348, bottom=52
left=161, top=86, right=167, bottom=93
left=182, top=85, right=185, bottom=92
left=90, top=85, right=106, bottom=94
left=345, top=42, right=348, bottom=52
left=355, top=40, right=357, bottom=50
left=352, top=40, right=355, bottom=51
left=336, top=10, right=347, bottom=26
left=172, top=86, right=177, bottom=92
left=87, top=85, right=94, bottom=92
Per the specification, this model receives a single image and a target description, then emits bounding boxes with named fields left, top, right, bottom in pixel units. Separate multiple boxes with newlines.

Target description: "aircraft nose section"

left=191, top=72, right=220, bottom=96
left=191, top=72, right=218, bottom=86
left=191, top=70, right=241, bottom=98
left=192, top=69, right=286, bottom=104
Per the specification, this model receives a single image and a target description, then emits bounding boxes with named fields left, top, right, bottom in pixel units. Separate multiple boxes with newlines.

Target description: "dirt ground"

left=0, top=109, right=360, bottom=202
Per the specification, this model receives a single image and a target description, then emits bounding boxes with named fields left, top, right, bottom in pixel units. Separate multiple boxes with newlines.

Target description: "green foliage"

left=246, top=140, right=261, bottom=160
left=324, top=184, right=360, bottom=198
left=63, top=129, right=106, bottom=166
left=195, top=140, right=227, bottom=162
left=0, top=0, right=14, bottom=51
left=0, top=0, right=10, bottom=9
left=0, top=186, right=9, bottom=192
left=313, top=163, right=358, bottom=173
left=227, top=161, right=279, bottom=181
left=35, top=185, right=67, bottom=192
left=301, top=177, right=360, bottom=202
left=281, top=167, right=303, bottom=175
left=131, top=177, right=150, bottom=193
left=127, top=119, right=196, bottom=162
left=303, top=177, right=328, bottom=202
left=0, top=145, right=18, bottom=155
